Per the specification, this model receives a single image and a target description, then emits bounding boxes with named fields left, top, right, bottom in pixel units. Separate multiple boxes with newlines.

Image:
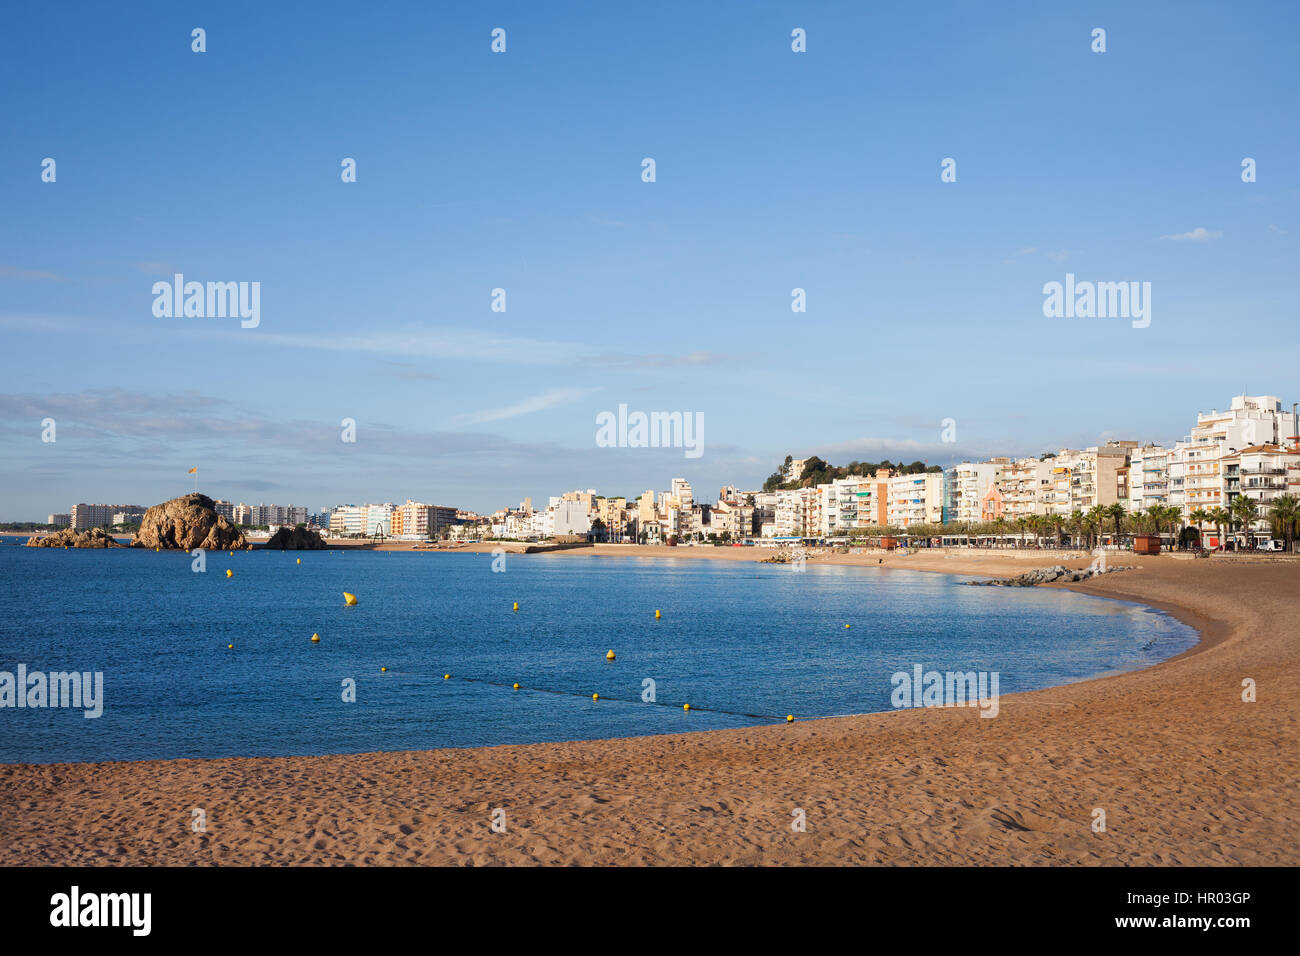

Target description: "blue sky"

left=2, top=1, right=1297, bottom=519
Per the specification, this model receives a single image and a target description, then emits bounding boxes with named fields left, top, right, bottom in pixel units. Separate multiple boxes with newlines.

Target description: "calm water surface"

left=0, top=544, right=1197, bottom=763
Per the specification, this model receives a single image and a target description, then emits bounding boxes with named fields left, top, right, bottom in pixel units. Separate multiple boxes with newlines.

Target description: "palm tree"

left=1015, top=516, right=1030, bottom=548
left=1105, top=503, right=1126, bottom=548
left=1048, top=514, right=1066, bottom=550
left=1068, top=509, right=1084, bottom=549
left=992, top=516, right=1007, bottom=548
left=1144, top=504, right=1165, bottom=541
left=1208, top=507, right=1230, bottom=551
left=1189, top=507, right=1209, bottom=550
left=1162, top=505, right=1184, bottom=550
left=1085, top=505, right=1107, bottom=549
left=1268, top=494, right=1299, bottom=552
left=1230, top=495, right=1259, bottom=550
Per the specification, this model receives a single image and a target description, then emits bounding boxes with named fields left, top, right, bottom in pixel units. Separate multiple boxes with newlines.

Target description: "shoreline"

left=1, top=549, right=1295, bottom=864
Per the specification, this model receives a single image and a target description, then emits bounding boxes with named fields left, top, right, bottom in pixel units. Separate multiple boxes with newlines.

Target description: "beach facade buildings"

left=288, top=394, right=1299, bottom=549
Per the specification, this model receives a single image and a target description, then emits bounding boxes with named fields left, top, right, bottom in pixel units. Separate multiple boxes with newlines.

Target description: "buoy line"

left=421, top=672, right=791, bottom=723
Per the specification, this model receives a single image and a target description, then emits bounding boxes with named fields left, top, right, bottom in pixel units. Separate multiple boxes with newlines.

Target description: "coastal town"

left=40, top=393, right=1300, bottom=553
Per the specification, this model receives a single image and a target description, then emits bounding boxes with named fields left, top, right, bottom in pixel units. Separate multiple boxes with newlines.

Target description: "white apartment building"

left=886, top=472, right=944, bottom=527
left=670, top=478, right=693, bottom=510
left=997, top=458, right=1050, bottom=521
left=774, top=487, right=814, bottom=537
left=328, top=505, right=366, bottom=536
left=326, top=503, right=392, bottom=536
left=1224, top=443, right=1300, bottom=540
left=1127, top=445, right=1171, bottom=512
left=1170, top=395, right=1297, bottom=522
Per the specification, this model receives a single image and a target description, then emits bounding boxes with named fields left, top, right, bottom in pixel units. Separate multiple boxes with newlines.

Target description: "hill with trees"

left=761, top=454, right=942, bottom=492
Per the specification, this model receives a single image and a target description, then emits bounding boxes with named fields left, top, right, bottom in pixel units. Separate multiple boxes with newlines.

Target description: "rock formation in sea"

left=131, top=494, right=248, bottom=551
left=26, top=527, right=124, bottom=548
left=263, top=526, right=326, bottom=550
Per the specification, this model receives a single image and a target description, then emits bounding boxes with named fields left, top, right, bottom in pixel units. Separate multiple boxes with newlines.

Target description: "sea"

left=0, top=542, right=1198, bottom=763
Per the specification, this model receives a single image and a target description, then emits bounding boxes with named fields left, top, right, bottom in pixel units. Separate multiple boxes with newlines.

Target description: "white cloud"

left=1159, top=227, right=1222, bottom=241
left=0, top=264, right=62, bottom=281
left=456, top=387, right=598, bottom=425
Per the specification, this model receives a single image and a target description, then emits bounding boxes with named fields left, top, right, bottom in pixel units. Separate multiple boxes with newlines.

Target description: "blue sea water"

left=0, top=544, right=1198, bottom=763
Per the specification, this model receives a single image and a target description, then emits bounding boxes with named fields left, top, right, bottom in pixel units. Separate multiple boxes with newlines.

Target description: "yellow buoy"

left=654, top=609, right=661, bottom=619
left=381, top=666, right=387, bottom=672
left=311, top=633, right=320, bottom=643
left=592, top=693, right=599, bottom=701
left=512, top=602, right=518, bottom=611
left=444, top=673, right=450, bottom=680
left=296, top=558, right=301, bottom=565
left=512, top=682, right=520, bottom=690
left=787, top=715, right=794, bottom=722
left=227, top=644, right=233, bottom=649
left=225, top=569, right=233, bottom=578
left=605, top=650, right=615, bottom=661
left=683, top=703, right=691, bottom=711
left=229, top=551, right=233, bottom=556
left=845, top=624, right=851, bottom=629
left=343, top=591, right=357, bottom=606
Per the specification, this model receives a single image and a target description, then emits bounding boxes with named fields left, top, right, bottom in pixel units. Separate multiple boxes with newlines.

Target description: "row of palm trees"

left=855, top=494, right=1300, bottom=552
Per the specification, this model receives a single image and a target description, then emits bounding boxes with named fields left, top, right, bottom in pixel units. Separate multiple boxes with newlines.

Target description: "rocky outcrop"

left=26, top=527, right=124, bottom=548
left=965, top=564, right=1133, bottom=587
left=131, top=494, right=248, bottom=551
left=263, top=526, right=326, bottom=550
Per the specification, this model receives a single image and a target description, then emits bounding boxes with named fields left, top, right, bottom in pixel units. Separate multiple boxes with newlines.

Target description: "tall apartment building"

left=1169, top=395, right=1297, bottom=521
left=328, top=505, right=367, bottom=536
left=997, top=458, right=1049, bottom=521
left=670, top=478, right=693, bottom=510
left=886, top=472, right=944, bottom=527
left=751, top=491, right=777, bottom=536
left=1127, top=445, right=1171, bottom=512
left=70, top=503, right=146, bottom=530
left=390, top=501, right=459, bottom=538
left=773, top=487, right=810, bottom=537
left=47, top=514, right=71, bottom=527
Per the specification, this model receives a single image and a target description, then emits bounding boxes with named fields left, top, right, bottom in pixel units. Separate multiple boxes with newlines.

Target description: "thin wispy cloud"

left=0, top=312, right=749, bottom=370
left=1160, top=227, right=1222, bottom=241
left=0, top=264, right=63, bottom=281
left=456, top=387, right=597, bottom=425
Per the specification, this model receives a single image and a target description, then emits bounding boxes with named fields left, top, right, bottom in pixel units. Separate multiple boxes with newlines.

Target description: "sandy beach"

left=1, top=547, right=1296, bottom=866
